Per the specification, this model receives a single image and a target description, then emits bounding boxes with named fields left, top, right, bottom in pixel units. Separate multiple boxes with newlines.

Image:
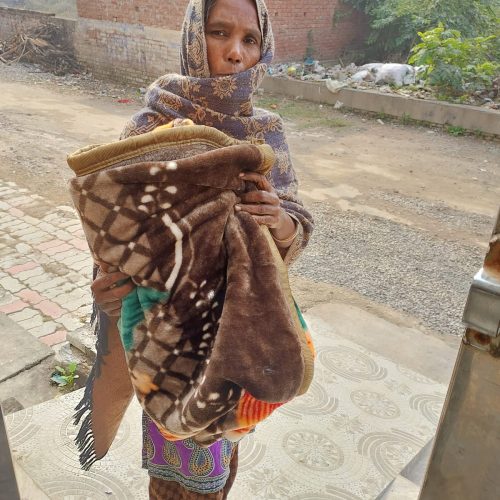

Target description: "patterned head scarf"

left=180, top=0, right=274, bottom=81
left=122, top=0, right=313, bottom=250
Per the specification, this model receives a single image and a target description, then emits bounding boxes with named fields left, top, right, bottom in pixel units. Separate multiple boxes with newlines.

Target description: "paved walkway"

left=5, top=307, right=450, bottom=500
left=0, top=179, right=93, bottom=348
left=1, top=178, right=457, bottom=499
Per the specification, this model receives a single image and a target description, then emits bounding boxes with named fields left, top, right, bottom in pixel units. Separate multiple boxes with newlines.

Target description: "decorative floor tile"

left=6, top=313, right=446, bottom=499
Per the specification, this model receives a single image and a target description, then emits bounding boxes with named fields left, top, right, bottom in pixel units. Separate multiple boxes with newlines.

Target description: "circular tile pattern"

left=283, top=430, right=344, bottom=471
left=358, top=429, right=424, bottom=479
left=410, top=394, right=445, bottom=424
left=41, top=475, right=131, bottom=500
left=238, top=434, right=267, bottom=473
left=351, top=390, right=400, bottom=419
left=279, top=381, right=338, bottom=418
left=318, top=346, right=387, bottom=382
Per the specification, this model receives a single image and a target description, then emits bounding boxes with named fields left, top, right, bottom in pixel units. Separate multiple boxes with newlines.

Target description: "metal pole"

left=419, top=209, right=500, bottom=500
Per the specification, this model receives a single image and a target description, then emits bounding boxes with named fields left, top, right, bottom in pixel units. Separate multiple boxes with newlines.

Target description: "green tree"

left=409, top=25, right=499, bottom=95
left=343, top=0, right=500, bottom=59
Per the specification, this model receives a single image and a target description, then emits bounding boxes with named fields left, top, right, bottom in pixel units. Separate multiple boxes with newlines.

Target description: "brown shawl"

left=69, top=124, right=315, bottom=467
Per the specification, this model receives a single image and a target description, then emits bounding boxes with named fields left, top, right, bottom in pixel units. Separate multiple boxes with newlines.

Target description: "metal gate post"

left=419, top=209, right=500, bottom=500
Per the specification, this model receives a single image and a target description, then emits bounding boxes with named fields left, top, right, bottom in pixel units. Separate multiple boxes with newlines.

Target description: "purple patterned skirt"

left=142, top=414, right=237, bottom=494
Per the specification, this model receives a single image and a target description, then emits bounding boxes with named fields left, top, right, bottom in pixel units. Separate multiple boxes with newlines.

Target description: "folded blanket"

left=68, top=125, right=314, bottom=461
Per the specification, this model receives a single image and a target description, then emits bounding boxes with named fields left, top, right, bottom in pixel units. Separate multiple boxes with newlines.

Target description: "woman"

left=90, top=0, right=314, bottom=497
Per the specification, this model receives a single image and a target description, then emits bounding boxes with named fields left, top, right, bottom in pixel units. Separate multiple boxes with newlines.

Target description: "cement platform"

left=5, top=304, right=457, bottom=499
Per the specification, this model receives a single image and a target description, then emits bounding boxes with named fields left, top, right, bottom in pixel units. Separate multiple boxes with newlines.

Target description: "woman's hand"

left=91, top=263, right=135, bottom=317
left=236, top=172, right=297, bottom=244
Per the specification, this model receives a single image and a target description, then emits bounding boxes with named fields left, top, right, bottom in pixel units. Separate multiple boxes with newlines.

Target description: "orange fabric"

left=236, top=391, right=284, bottom=428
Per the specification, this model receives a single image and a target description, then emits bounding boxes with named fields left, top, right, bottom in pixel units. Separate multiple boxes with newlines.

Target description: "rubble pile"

left=0, top=23, right=80, bottom=75
left=268, top=60, right=499, bottom=109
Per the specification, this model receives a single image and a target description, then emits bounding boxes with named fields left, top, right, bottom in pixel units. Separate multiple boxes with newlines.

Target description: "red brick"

left=39, top=330, right=67, bottom=347
left=76, top=0, right=368, bottom=62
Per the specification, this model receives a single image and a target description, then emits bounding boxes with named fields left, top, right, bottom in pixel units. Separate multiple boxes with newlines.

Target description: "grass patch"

left=255, top=95, right=348, bottom=130
left=446, top=125, right=466, bottom=136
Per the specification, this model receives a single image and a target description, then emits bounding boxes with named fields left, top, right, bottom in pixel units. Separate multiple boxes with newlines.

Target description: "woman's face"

left=205, top=0, right=262, bottom=77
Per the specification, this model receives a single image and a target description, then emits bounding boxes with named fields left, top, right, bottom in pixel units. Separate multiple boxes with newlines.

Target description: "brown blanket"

left=68, top=125, right=314, bottom=463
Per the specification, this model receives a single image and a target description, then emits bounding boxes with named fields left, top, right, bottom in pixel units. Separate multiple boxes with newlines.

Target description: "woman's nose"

left=226, top=41, right=243, bottom=65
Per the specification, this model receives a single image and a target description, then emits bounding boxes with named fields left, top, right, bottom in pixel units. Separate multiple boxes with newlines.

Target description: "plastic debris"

left=326, top=79, right=348, bottom=93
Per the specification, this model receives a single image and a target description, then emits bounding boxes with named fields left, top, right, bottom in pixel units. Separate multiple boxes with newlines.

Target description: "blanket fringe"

left=73, top=266, right=109, bottom=470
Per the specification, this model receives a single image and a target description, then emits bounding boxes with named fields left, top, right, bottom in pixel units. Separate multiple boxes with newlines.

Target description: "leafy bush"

left=343, top=0, right=500, bottom=60
left=409, top=25, right=499, bottom=95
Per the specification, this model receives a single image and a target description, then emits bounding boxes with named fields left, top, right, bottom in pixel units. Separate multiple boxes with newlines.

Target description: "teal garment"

left=294, top=301, right=308, bottom=331
left=118, top=287, right=169, bottom=351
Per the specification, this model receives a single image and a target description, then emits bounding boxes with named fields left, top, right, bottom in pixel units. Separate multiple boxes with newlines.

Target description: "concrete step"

left=0, top=312, right=58, bottom=411
left=400, top=438, right=434, bottom=488
left=6, top=389, right=148, bottom=500
left=5, top=302, right=453, bottom=499
left=375, top=439, right=434, bottom=500
left=376, top=475, right=421, bottom=500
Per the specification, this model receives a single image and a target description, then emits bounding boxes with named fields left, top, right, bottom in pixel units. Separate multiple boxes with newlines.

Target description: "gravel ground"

left=375, top=192, right=495, bottom=237
left=0, top=62, right=142, bottom=99
left=1, top=61, right=498, bottom=339
left=292, top=202, right=491, bottom=336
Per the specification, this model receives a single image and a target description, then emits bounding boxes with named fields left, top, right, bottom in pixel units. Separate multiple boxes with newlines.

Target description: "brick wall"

left=76, top=0, right=367, bottom=64
left=0, top=2, right=366, bottom=87
left=267, top=0, right=367, bottom=61
left=73, top=20, right=181, bottom=85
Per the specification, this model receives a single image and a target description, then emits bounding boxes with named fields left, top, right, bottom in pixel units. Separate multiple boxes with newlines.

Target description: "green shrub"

left=343, top=0, right=500, bottom=60
left=409, top=25, right=499, bottom=95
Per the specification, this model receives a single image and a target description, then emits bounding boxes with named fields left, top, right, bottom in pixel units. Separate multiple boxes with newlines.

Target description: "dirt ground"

left=1, top=63, right=499, bottom=341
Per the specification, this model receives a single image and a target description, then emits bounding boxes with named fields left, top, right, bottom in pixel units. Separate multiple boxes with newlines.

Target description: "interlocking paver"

left=29, top=320, right=58, bottom=338
left=60, top=253, right=90, bottom=266
left=67, top=260, right=92, bottom=273
left=15, top=266, right=44, bottom=281
left=34, top=300, right=67, bottom=319
left=0, top=179, right=93, bottom=352
left=8, top=222, right=30, bottom=232
left=18, top=289, right=45, bottom=305
left=36, top=240, right=64, bottom=252
left=9, top=307, right=38, bottom=322
left=57, top=313, right=85, bottom=332
left=39, top=329, right=67, bottom=347
left=8, top=206, right=25, bottom=215
left=22, top=273, right=53, bottom=287
left=6, top=261, right=39, bottom=275
left=14, top=243, right=32, bottom=254
left=63, top=297, right=91, bottom=313
left=52, top=249, right=80, bottom=261
left=0, top=290, right=15, bottom=306
left=18, top=231, right=49, bottom=243
left=37, top=222, right=58, bottom=233
left=18, top=313, right=45, bottom=331
left=9, top=196, right=34, bottom=206
left=0, top=299, right=28, bottom=314
left=44, top=243, right=74, bottom=256
left=0, top=275, right=25, bottom=293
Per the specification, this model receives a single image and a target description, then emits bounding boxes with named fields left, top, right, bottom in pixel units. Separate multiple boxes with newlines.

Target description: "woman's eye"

left=244, top=37, right=257, bottom=45
left=211, top=30, right=226, bottom=37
